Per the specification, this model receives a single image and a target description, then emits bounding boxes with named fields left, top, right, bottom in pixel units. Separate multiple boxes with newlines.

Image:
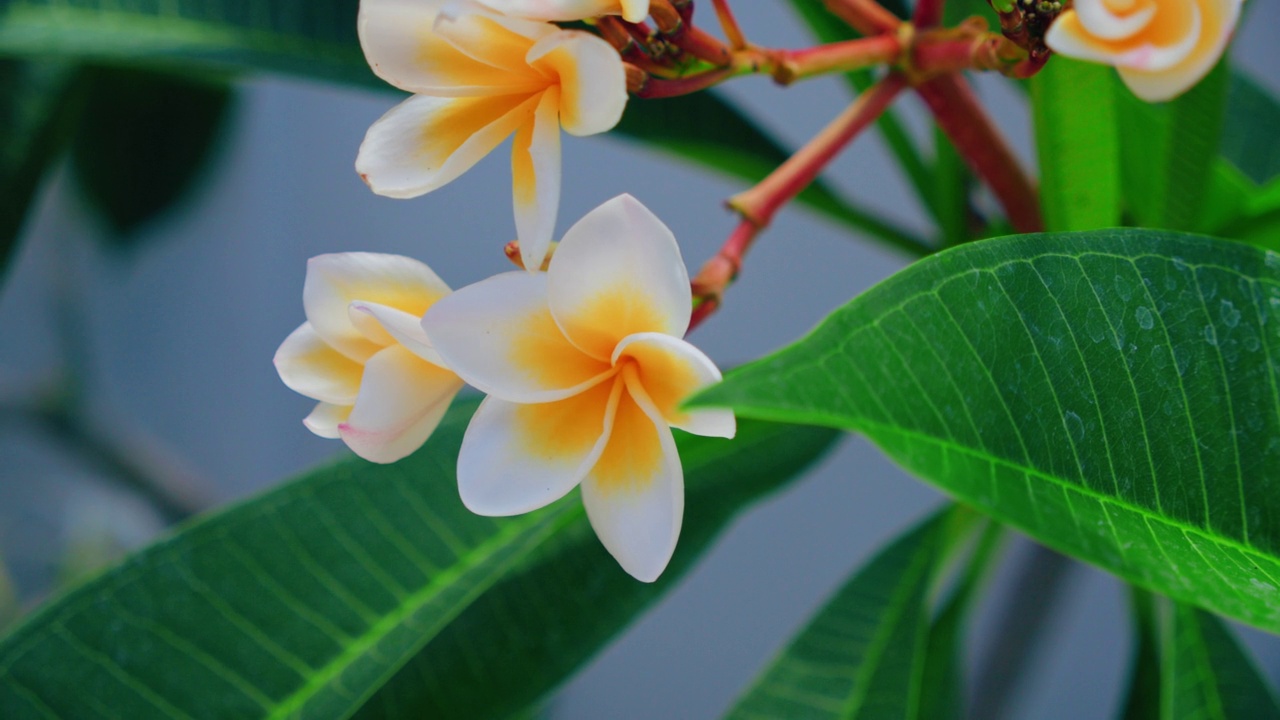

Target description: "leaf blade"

left=695, top=229, right=1280, bottom=634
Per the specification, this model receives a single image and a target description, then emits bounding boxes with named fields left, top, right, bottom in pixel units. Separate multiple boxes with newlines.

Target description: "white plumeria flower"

left=422, top=195, right=736, bottom=582
left=1045, top=0, right=1242, bottom=102
left=476, top=0, right=650, bottom=23
left=274, top=253, right=464, bottom=463
left=356, top=0, right=628, bottom=271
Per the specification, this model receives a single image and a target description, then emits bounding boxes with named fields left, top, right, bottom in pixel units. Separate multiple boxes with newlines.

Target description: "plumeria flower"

left=423, top=195, right=735, bottom=581
left=1045, top=0, right=1242, bottom=102
left=356, top=0, right=627, bottom=271
left=476, top=0, right=650, bottom=22
left=274, top=253, right=463, bottom=463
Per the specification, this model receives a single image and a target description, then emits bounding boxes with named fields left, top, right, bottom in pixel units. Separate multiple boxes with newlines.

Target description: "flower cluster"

left=277, top=0, right=731, bottom=581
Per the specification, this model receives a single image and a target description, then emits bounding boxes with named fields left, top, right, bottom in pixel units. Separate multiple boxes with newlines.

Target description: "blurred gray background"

left=2, top=2, right=1279, bottom=717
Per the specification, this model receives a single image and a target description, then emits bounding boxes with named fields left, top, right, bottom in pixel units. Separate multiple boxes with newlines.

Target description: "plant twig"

left=688, top=74, right=911, bottom=331
left=710, top=0, right=747, bottom=50
left=915, top=72, right=1043, bottom=232
left=824, top=0, right=902, bottom=36
left=913, top=0, right=947, bottom=28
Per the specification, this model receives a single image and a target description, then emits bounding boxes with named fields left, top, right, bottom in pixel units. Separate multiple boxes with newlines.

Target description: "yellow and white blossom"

left=422, top=195, right=735, bottom=582
left=476, top=0, right=650, bottom=23
left=356, top=0, right=628, bottom=270
left=1045, top=0, right=1241, bottom=102
left=274, top=253, right=463, bottom=463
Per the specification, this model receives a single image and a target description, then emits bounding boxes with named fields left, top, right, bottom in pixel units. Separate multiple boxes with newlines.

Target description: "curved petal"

left=359, top=0, right=544, bottom=96
left=614, top=332, right=735, bottom=438
left=357, top=92, right=538, bottom=200
left=580, top=378, right=683, bottom=582
left=1046, top=0, right=1200, bottom=73
left=511, top=88, right=562, bottom=272
left=350, top=300, right=447, bottom=366
left=548, top=194, right=691, bottom=360
left=1116, top=0, right=1240, bottom=102
left=338, top=345, right=464, bottom=463
left=527, top=30, right=627, bottom=136
left=422, top=271, right=614, bottom=402
left=457, top=378, right=619, bottom=515
left=435, top=2, right=558, bottom=75
left=618, top=0, right=649, bottom=22
left=304, top=402, right=352, bottom=439
left=1074, top=0, right=1157, bottom=40
left=274, top=323, right=363, bottom=405
left=304, top=252, right=451, bottom=362
left=475, top=0, right=625, bottom=21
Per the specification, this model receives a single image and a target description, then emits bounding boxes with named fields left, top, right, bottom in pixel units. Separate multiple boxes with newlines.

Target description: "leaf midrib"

left=716, top=403, right=1277, bottom=575
left=267, top=504, right=575, bottom=719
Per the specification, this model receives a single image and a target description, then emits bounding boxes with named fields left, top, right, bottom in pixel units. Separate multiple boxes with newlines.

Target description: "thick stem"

left=912, top=0, right=946, bottom=28
left=913, top=33, right=1045, bottom=78
left=711, top=0, right=747, bottom=50
left=688, top=75, right=908, bottom=331
left=824, top=0, right=902, bottom=36
left=731, top=73, right=908, bottom=225
left=915, top=73, right=1043, bottom=232
left=779, top=35, right=902, bottom=83
left=633, top=66, right=737, bottom=98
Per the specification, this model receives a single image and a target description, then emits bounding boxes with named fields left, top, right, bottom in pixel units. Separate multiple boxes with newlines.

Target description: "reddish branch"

left=915, top=73, right=1043, bottom=232
left=823, top=0, right=901, bottom=36
left=687, top=74, right=909, bottom=332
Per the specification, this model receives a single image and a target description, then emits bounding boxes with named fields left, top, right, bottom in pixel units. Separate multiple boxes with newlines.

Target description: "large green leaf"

left=696, top=229, right=1280, bottom=633
left=0, top=59, right=78, bottom=282
left=1220, top=71, right=1280, bottom=186
left=0, top=400, right=838, bottom=718
left=354, top=420, right=840, bottom=719
left=723, top=506, right=960, bottom=720
left=1163, top=604, right=1280, bottom=718
left=1031, top=57, right=1122, bottom=233
left=72, top=67, right=234, bottom=242
left=1117, top=61, right=1229, bottom=231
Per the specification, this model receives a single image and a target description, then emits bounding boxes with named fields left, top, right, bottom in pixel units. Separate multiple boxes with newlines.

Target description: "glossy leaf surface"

left=698, top=230, right=1280, bottom=633
left=0, top=400, right=838, bottom=719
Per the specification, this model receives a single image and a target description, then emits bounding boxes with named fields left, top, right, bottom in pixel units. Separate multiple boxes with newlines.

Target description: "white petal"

left=422, top=271, right=615, bottom=402
left=1116, top=0, right=1240, bottom=102
left=474, top=0, right=625, bottom=21
left=614, top=332, right=735, bottom=438
left=350, top=300, right=447, bottom=366
left=580, top=384, right=683, bottom=582
left=435, top=1, right=559, bottom=74
left=338, top=345, right=464, bottom=463
left=457, top=378, right=619, bottom=515
left=548, top=194, right=691, bottom=360
left=527, top=29, right=627, bottom=137
left=357, top=93, right=538, bottom=200
left=359, top=0, right=544, bottom=96
left=1074, top=0, right=1157, bottom=40
left=511, top=88, right=562, bottom=272
left=274, top=323, right=363, bottom=405
left=304, top=402, right=352, bottom=439
left=618, top=0, right=649, bottom=21
left=303, top=253, right=451, bottom=362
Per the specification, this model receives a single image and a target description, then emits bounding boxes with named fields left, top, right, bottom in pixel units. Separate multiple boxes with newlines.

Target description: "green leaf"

left=612, top=92, right=927, bottom=254
left=0, top=0, right=375, bottom=88
left=1117, top=587, right=1160, bottom=720
left=695, top=229, right=1280, bottom=634
left=1031, top=57, right=1122, bottom=232
left=1220, top=71, right=1280, bottom=186
left=354, top=419, right=840, bottom=719
left=1163, top=604, right=1280, bottom=719
left=933, top=127, right=972, bottom=246
left=0, top=399, right=839, bottom=718
left=0, top=554, right=16, bottom=634
left=1117, top=60, right=1229, bottom=231
left=72, top=67, right=234, bottom=241
left=0, top=59, right=79, bottom=282
left=724, top=506, right=960, bottom=720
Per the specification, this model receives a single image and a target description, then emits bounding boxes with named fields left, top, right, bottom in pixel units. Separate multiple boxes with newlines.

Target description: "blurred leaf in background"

left=71, top=68, right=235, bottom=245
